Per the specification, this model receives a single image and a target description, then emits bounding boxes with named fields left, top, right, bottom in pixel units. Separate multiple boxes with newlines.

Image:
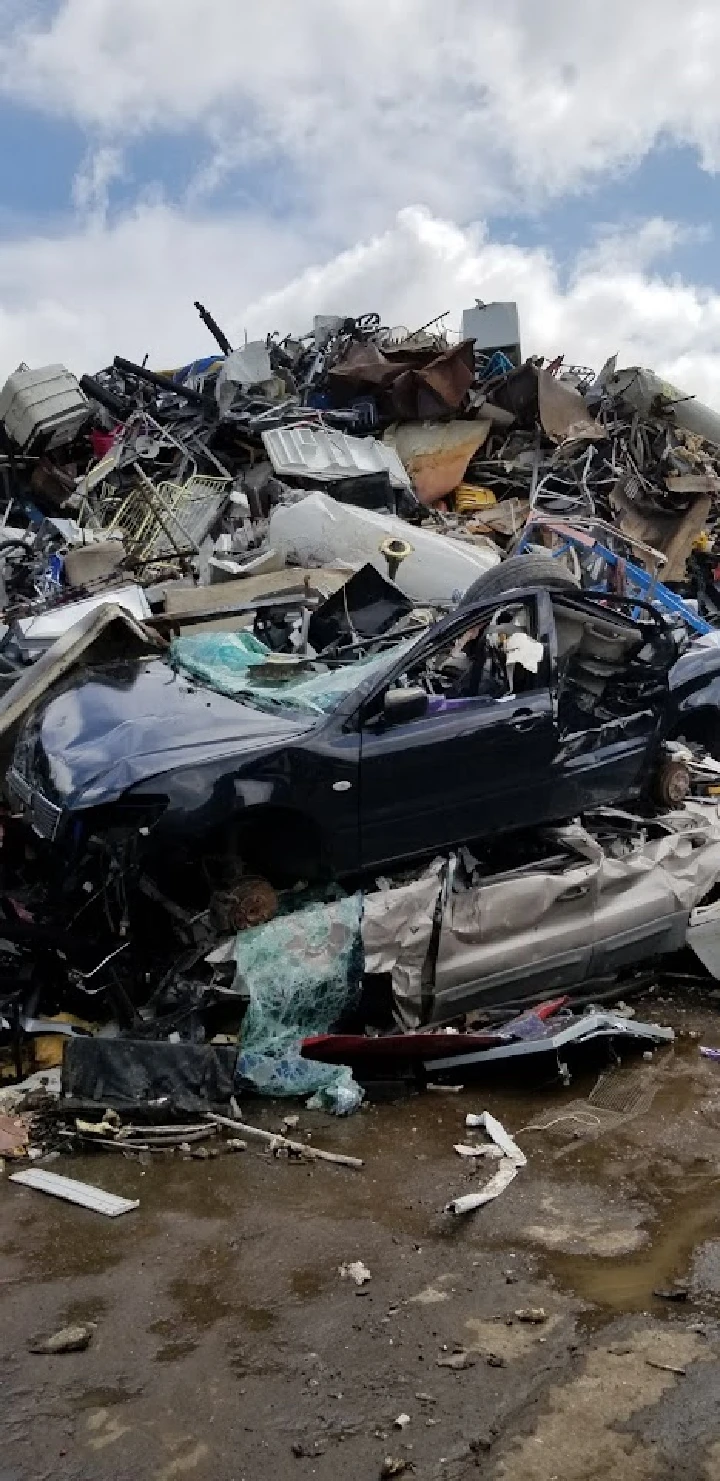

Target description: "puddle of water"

left=5, top=1156, right=241, bottom=1285
left=3, top=999, right=719, bottom=1346
left=289, top=1268, right=325, bottom=1300
left=71, top=1383, right=141, bottom=1411
left=155, top=1339, right=199, bottom=1364
left=8, top=1162, right=143, bottom=1278
left=523, top=1046, right=720, bottom=1318
left=148, top=1316, right=179, bottom=1337
left=62, top=1297, right=109, bottom=1326
left=165, top=1276, right=233, bottom=1331
left=19, top=1221, right=128, bottom=1280
left=238, top=1302, right=277, bottom=1331
left=146, top=1249, right=276, bottom=1364
left=545, top=1186, right=720, bottom=1318
left=226, top=1336, right=284, bottom=1378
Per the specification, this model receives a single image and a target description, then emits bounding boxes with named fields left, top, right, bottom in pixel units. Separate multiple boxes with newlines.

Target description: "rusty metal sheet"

left=489, top=364, right=599, bottom=443
left=611, top=480, right=712, bottom=583
left=386, top=420, right=491, bottom=505
left=327, top=340, right=408, bottom=389
left=537, top=369, right=599, bottom=444
left=327, top=339, right=476, bottom=418
left=486, top=362, right=539, bottom=426
left=390, top=341, right=476, bottom=419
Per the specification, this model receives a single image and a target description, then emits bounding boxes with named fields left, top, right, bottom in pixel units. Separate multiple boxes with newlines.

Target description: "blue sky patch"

left=488, top=142, right=719, bottom=289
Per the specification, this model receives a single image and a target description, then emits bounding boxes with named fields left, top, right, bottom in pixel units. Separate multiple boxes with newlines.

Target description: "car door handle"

left=557, top=883, right=590, bottom=902
left=509, top=709, right=542, bottom=733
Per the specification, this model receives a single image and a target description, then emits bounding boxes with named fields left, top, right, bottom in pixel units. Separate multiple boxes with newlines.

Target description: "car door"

left=429, top=853, right=598, bottom=1020
left=550, top=594, right=677, bottom=813
left=290, top=720, right=363, bottom=876
left=357, top=594, right=559, bottom=871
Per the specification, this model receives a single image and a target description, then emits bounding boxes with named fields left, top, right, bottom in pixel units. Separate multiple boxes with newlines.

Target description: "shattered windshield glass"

left=169, top=629, right=419, bottom=717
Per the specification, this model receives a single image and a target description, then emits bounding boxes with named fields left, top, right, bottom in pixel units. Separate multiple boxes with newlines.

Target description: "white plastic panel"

left=262, top=426, right=412, bottom=490
left=268, top=492, right=500, bottom=605
left=0, top=365, right=90, bottom=450
left=10, top=1168, right=139, bottom=1217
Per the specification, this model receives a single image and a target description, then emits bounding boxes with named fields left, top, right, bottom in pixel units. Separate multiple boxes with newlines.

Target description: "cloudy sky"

left=2, top=1, right=720, bottom=401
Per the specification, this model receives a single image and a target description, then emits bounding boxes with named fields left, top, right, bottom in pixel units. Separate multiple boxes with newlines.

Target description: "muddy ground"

left=5, top=998, right=720, bottom=1480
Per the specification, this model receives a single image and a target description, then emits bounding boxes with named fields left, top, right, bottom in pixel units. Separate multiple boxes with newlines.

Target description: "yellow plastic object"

left=693, top=531, right=711, bottom=551
left=455, top=484, right=497, bottom=513
left=34, top=1014, right=97, bottom=1070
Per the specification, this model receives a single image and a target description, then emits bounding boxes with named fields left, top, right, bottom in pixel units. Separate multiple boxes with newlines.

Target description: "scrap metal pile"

left=3, top=301, right=720, bottom=622
left=5, top=298, right=720, bottom=1146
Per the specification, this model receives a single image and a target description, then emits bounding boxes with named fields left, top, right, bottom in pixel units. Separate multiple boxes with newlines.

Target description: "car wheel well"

left=233, top=807, right=326, bottom=886
left=668, top=710, right=720, bottom=760
left=141, top=807, right=326, bottom=908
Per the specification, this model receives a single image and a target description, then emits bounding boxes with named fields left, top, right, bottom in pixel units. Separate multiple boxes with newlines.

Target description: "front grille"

left=7, top=767, right=62, bottom=841
left=30, top=792, right=62, bottom=841
left=7, top=768, right=31, bottom=808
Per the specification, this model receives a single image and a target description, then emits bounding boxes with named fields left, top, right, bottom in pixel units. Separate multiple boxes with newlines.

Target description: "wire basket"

left=102, top=471, right=231, bottom=562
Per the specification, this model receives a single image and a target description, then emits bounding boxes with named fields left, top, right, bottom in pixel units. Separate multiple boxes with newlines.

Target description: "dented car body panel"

left=8, top=586, right=720, bottom=879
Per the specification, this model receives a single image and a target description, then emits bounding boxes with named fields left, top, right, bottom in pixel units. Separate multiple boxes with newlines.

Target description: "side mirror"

left=383, top=686, right=428, bottom=725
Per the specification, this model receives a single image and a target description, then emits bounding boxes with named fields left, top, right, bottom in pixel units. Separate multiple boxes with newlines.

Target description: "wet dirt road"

left=5, top=1000, right=720, bottom=1480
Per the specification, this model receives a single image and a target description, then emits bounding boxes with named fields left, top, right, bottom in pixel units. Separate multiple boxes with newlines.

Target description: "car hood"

left=14, top=657, right=313, bottom=810
left=669, top=635, right=720, bottom=690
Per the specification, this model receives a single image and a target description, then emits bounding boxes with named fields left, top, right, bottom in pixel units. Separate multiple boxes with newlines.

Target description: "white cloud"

left=238, top=208, right=720, bottom=408
left=2, top=204, right=720, bottom=416
left=2, top=0, right=720, bottom=232
left=71, top=145, right=125, bottom=224
left=2, top=0, right=720, bottom=406
left=576, top=219, right=712, bottom=277
left=0, top=203, right=314, bottom=374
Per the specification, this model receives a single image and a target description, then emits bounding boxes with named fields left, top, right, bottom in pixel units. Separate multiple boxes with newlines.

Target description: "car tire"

left=457, top=551, right=581, bottom=609
left=654, top=758, right=691, bottom=807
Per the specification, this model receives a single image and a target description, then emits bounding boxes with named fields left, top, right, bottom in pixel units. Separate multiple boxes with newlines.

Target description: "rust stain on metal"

left=388, top=420, right=491, bottom=504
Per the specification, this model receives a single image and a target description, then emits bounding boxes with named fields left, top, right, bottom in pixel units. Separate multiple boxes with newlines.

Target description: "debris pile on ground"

left=5, top=299, right=720, bottom=1153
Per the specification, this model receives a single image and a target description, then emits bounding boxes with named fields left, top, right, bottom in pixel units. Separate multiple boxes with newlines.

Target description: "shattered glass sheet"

left=171, top=629, right=415, bottom=716
left=235, top=893, right=364, bottom=1112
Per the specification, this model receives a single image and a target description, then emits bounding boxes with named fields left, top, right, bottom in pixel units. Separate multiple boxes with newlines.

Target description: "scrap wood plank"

left=207, top=1113, right=363, bottom=1168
